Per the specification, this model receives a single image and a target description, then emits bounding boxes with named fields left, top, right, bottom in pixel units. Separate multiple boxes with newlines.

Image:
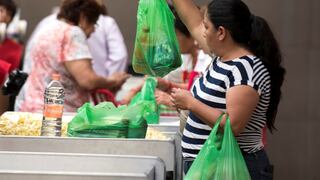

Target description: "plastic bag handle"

left=209, top=113, right=226, bottom=138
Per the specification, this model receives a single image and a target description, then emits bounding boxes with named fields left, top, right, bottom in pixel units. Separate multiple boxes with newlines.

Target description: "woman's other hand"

left=170, top=88, right=194, bottom=110
left=155, top=90, right=174, bottom=107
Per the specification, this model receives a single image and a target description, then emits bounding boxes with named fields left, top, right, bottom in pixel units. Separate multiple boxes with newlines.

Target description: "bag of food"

left=132, top=0, right=182, bottom=77
left=67, top=102, right=147, bottom=138
left=185, top=114, right=251, bottom=180
left=130, top=77, right=159, bottom=124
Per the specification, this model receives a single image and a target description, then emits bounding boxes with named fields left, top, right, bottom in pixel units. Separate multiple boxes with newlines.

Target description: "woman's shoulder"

left=98, top=15, right=117, bottom=26
left=62, top=23, right=87, bottom=39
left=222, top=55, right=262, bottom=73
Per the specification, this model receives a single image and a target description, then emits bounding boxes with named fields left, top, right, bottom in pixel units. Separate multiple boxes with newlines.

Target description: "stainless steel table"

left=0, top=151, right=165, bottom=180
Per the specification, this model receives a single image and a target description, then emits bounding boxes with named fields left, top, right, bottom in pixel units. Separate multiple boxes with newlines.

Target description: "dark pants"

left=242, top=149, right=274, bottom=180
left=183, top=149, right=273, bottom=180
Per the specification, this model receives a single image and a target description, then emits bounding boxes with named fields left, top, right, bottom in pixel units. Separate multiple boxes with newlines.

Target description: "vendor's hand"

left=155, top=90, right=174, bottom=107
left=108, top=72, right=131, bottom=92
left=170, top=88, right=194, bottom=110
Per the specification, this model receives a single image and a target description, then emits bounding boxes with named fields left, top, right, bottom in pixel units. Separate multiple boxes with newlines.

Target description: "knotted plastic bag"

left=132, top=0, right=182, bottom=77
left=185, top=115, right=251, bottom=180
left=130, top=77, right=159, bottom=124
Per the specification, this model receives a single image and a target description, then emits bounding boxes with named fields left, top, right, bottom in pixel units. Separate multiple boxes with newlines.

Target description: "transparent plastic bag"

left=132, top=0, right=182, bottom=77
left=185, top=115, right=251, bottom=180
left=130, top=77, right=159, bottom=124
left=67, top=102, right=147, bottom=138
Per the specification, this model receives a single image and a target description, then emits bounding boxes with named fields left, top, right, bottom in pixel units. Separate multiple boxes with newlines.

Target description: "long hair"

left=207, top=0, right=286, bottom=132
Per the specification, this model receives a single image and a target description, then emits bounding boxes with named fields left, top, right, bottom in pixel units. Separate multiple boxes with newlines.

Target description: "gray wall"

left=15, top=0, right=320, bottom=179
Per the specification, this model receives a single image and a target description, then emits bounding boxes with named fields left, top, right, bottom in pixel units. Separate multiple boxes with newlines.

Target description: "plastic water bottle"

left=41, top=74, right=65, bottom=136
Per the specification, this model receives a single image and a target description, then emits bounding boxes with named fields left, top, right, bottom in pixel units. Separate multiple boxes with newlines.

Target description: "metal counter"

left=0, top=151, right=165, bottom=180
left=0, top=134, right=180, bottom=179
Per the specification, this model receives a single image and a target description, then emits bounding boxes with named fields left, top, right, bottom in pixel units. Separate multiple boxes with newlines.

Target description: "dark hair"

left=169, top=5, right=191, bottom=38
left=100, top=3, right=108, bottom=15
left=57, top=0, right=102, bottom=25
left=0, top=0, right=17, bottom=21
left=207, top=0, right=285, bottom=132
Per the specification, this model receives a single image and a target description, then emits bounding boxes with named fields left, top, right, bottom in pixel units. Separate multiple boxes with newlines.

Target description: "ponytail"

left=249, top=15, right=286, bottom=132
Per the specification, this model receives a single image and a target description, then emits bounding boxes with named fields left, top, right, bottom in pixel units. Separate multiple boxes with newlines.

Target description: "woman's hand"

left=170, top=88, right=195, bottom=110
left=155, top=90, right=174, bottom=107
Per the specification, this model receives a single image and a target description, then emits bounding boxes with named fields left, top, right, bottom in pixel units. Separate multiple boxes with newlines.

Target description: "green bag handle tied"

left=185, top=113, right=251, bottom=180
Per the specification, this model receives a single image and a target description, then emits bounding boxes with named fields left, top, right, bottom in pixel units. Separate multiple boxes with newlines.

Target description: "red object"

left=187, top=71, right=200, bottom=90
left=91, top=89, right=116, bottom=106
left=0, top=39, right=23, bottom=72
left=0, top=60, right=11, bottom=85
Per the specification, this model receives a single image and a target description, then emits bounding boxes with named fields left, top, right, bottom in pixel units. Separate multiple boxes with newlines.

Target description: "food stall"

left=0, top=112, right=182, bottom=180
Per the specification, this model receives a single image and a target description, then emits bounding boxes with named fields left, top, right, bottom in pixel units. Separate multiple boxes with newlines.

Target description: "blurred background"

left=7, top=0, right=320, bottom=179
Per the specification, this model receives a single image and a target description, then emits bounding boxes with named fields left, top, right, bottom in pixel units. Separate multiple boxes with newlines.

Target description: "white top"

left=87, top=15, right=128, bottom=77
left=163, top=54, right=193, bottom=83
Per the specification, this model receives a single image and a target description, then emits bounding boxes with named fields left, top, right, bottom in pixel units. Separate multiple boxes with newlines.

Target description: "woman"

left=15, top=0, right=129, bottom=113
left=170, top=0, right=285, bottom=179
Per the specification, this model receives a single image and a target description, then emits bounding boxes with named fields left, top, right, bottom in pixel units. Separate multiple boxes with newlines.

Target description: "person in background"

left=15, top=0, right=130, bottom=113
left=170, top=0, right=285, bottom=179
left=87, top=0, right=128, bottom=105
left=88, top=0, right=128, bottom=77
left=0, top=0, right=15, bottom=24
left=0, top=60, right=10, bottom=115
left=24, top=0, right=128, bottom=78
left=0, top=0, right=23, bottom=73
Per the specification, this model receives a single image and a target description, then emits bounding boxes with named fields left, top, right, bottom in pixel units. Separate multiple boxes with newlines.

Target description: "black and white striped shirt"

left=182, top=55, right=271, bottom=158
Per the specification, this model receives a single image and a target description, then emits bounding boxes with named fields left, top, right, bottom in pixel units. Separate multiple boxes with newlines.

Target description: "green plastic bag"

left=185, top=115, right=251, bottom=180
left=132, top=0, right=182, bottom=77
left=67, top=102, right=147, bottom=138
left=130, top=77, right=159, bottom=124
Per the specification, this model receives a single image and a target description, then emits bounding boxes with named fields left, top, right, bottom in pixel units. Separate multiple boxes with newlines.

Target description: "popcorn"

left=0, top=112, right=166, bottom=140
left=0, top=112, right=68, bottom=136
left=146, top=127, right=169, bottom=140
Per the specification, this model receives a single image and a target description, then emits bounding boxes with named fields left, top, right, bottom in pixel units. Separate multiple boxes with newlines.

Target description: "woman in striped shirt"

left=170, top=0, right=285, bottom=179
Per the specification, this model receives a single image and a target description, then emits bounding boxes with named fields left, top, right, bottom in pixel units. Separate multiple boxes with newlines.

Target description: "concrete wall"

left=15, top=0, right=320, bottom=179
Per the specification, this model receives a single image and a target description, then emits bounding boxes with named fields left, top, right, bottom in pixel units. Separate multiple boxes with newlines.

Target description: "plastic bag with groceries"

left=185, top=114, right=251, bottom=180
left=132, top=0, right=182, bottom=77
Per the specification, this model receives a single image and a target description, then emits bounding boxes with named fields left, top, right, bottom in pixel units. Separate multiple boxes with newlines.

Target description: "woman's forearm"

left=188, top=97, right=224, bottom=128
left=171, top=0, right=203, bottom=32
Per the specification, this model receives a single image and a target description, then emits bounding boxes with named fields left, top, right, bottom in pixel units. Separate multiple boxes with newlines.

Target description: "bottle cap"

left=52, top=73, right=61, bottom=81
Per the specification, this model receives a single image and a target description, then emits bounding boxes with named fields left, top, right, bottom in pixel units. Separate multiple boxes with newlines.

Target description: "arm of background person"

left=64, top=59, right=129, bottom=91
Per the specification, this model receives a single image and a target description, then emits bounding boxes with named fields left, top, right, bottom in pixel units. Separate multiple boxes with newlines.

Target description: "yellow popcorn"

left=0, top=112, right=166, bottom=140
left=145, top=128, right=169, bottom=140
left=0, top=112, right=68, bottom=137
